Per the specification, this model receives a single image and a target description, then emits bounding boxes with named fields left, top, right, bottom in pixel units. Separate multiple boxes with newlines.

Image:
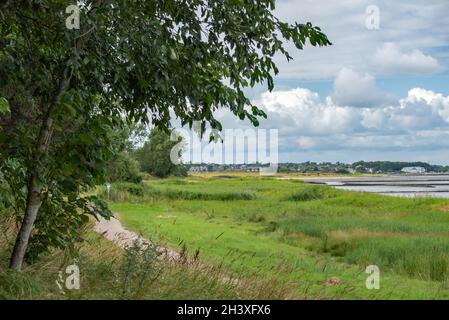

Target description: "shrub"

left=117, top=240, right=162, bottom=299
left=98, top=182, right=149, bottom=202
left=105, top=152, right=143, bottom=183
left=288, top=185, right=332, bottom=201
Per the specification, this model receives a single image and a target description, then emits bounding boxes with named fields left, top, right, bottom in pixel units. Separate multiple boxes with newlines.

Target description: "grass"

left=106, top=174, right=449, bottom=299
left=287, top=185, right=337, bottom=201
left=0, top=220, right=288, bottom=299
left=98, top=182, right=256, bottom=202
left=3, top=173, right=449, bottom=299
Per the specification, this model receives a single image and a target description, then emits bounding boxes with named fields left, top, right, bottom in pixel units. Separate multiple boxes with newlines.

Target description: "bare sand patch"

left=156, top=215, right=177, bottom=219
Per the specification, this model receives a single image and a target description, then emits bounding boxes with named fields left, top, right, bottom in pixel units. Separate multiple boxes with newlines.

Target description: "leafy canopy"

left=0, top=0, right=330, bottom=260
left=2, top=0, right=330, bottom=133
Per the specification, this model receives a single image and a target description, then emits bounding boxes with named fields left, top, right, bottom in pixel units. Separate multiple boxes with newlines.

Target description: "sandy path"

left=94, top=216, right=179, bottom=261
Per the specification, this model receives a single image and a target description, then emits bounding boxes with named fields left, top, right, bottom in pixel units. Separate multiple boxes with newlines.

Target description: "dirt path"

left=94, top=216, right=179, bottom=261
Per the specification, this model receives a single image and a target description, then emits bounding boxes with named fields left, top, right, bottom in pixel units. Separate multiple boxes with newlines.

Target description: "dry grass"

left=0, top=216, right=297, bottom=300
left=433, top=203, right=449, bottom=212
left=328, top=229, right=406, bottom=240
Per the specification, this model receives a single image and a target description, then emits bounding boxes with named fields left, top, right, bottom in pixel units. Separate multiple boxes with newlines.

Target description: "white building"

left=189, top=166, right=208, bottom=172
left=401, top=166, right=426, bottom=174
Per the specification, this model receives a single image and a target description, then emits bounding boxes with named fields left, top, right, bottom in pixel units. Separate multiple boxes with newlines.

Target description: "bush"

left=288, top=185, right=332, bottom=201
left=117, top=240, right=162, bottom=299
left=105, top=152, right=143, bottom=183
left=0, top=178, right=12, bottom=220
left=0, top=159, right=26, bottom=219
left=98, top=182, right=149, bottom=202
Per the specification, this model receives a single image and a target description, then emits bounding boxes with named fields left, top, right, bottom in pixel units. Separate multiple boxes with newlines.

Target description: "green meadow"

left=101, top=174, right=449, bottom=299
left=4, top=174, right=449, bottom=299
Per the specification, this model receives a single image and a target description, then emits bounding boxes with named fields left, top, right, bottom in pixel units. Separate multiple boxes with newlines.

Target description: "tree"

left=136, top=128, right=187, bottom=178
left=0, top=0, right=330, bottom=271
left=104, top=123, right=147, bottom=183
left=105, top=152, right=143, bottom=183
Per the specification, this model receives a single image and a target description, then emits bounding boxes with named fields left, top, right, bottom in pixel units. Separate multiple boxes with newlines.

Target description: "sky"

left=179, top=0, right=449, bottom=165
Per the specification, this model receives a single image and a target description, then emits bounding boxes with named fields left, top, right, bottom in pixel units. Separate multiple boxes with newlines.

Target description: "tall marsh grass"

left=98, top=182, right=256, bottom=202
left=344, top=237, right=449, bottom=282
left=276, top=216, right=431, bottom=238
left=271, top=199, right=449, bottom=282
left=287, top=185, right=336, bottom=201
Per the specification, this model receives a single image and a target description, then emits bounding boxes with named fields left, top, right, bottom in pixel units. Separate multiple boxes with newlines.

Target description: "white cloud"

left=331, top=68, right=393, bottom=108
left=373, top=42, right=441, bottom=75
left=242, top=86, right=449, bottom=155
left=270, top=0, right=448, bottom=80
left=175, top=85, right=449, bottom=163
left=256, top=88, right=361, bottom=136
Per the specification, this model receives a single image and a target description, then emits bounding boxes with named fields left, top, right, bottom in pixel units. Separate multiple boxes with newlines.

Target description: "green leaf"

left=169, top=47, right=178, bottom=60
left=0, top=97, right=10, bottom=114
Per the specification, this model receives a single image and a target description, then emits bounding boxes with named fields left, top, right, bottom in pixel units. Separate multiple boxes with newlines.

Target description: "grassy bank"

left=0, top=220, right=287, bottom=299
left=105, top=174, right=449, bottom=299
left=3, top=174, right=449, bottom=299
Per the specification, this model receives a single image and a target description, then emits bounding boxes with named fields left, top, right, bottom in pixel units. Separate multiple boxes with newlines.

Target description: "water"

left=303, top=175, right=449, bottom=199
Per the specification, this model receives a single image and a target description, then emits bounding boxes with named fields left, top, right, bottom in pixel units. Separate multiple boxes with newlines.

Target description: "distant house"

left=401, top=166, right=426, bottom=174
left=189, top=166, right=208, bottom=172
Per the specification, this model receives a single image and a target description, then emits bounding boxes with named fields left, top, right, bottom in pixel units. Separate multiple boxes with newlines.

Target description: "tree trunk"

left=9, top=76, right=69, bottom=272
left=9, top=175, right=44, bottom=271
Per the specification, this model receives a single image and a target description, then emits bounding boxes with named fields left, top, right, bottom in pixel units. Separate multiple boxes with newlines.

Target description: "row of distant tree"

left=351, top=161, right=449, bottom=173
left=276, top=161, right=449, bottom=173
